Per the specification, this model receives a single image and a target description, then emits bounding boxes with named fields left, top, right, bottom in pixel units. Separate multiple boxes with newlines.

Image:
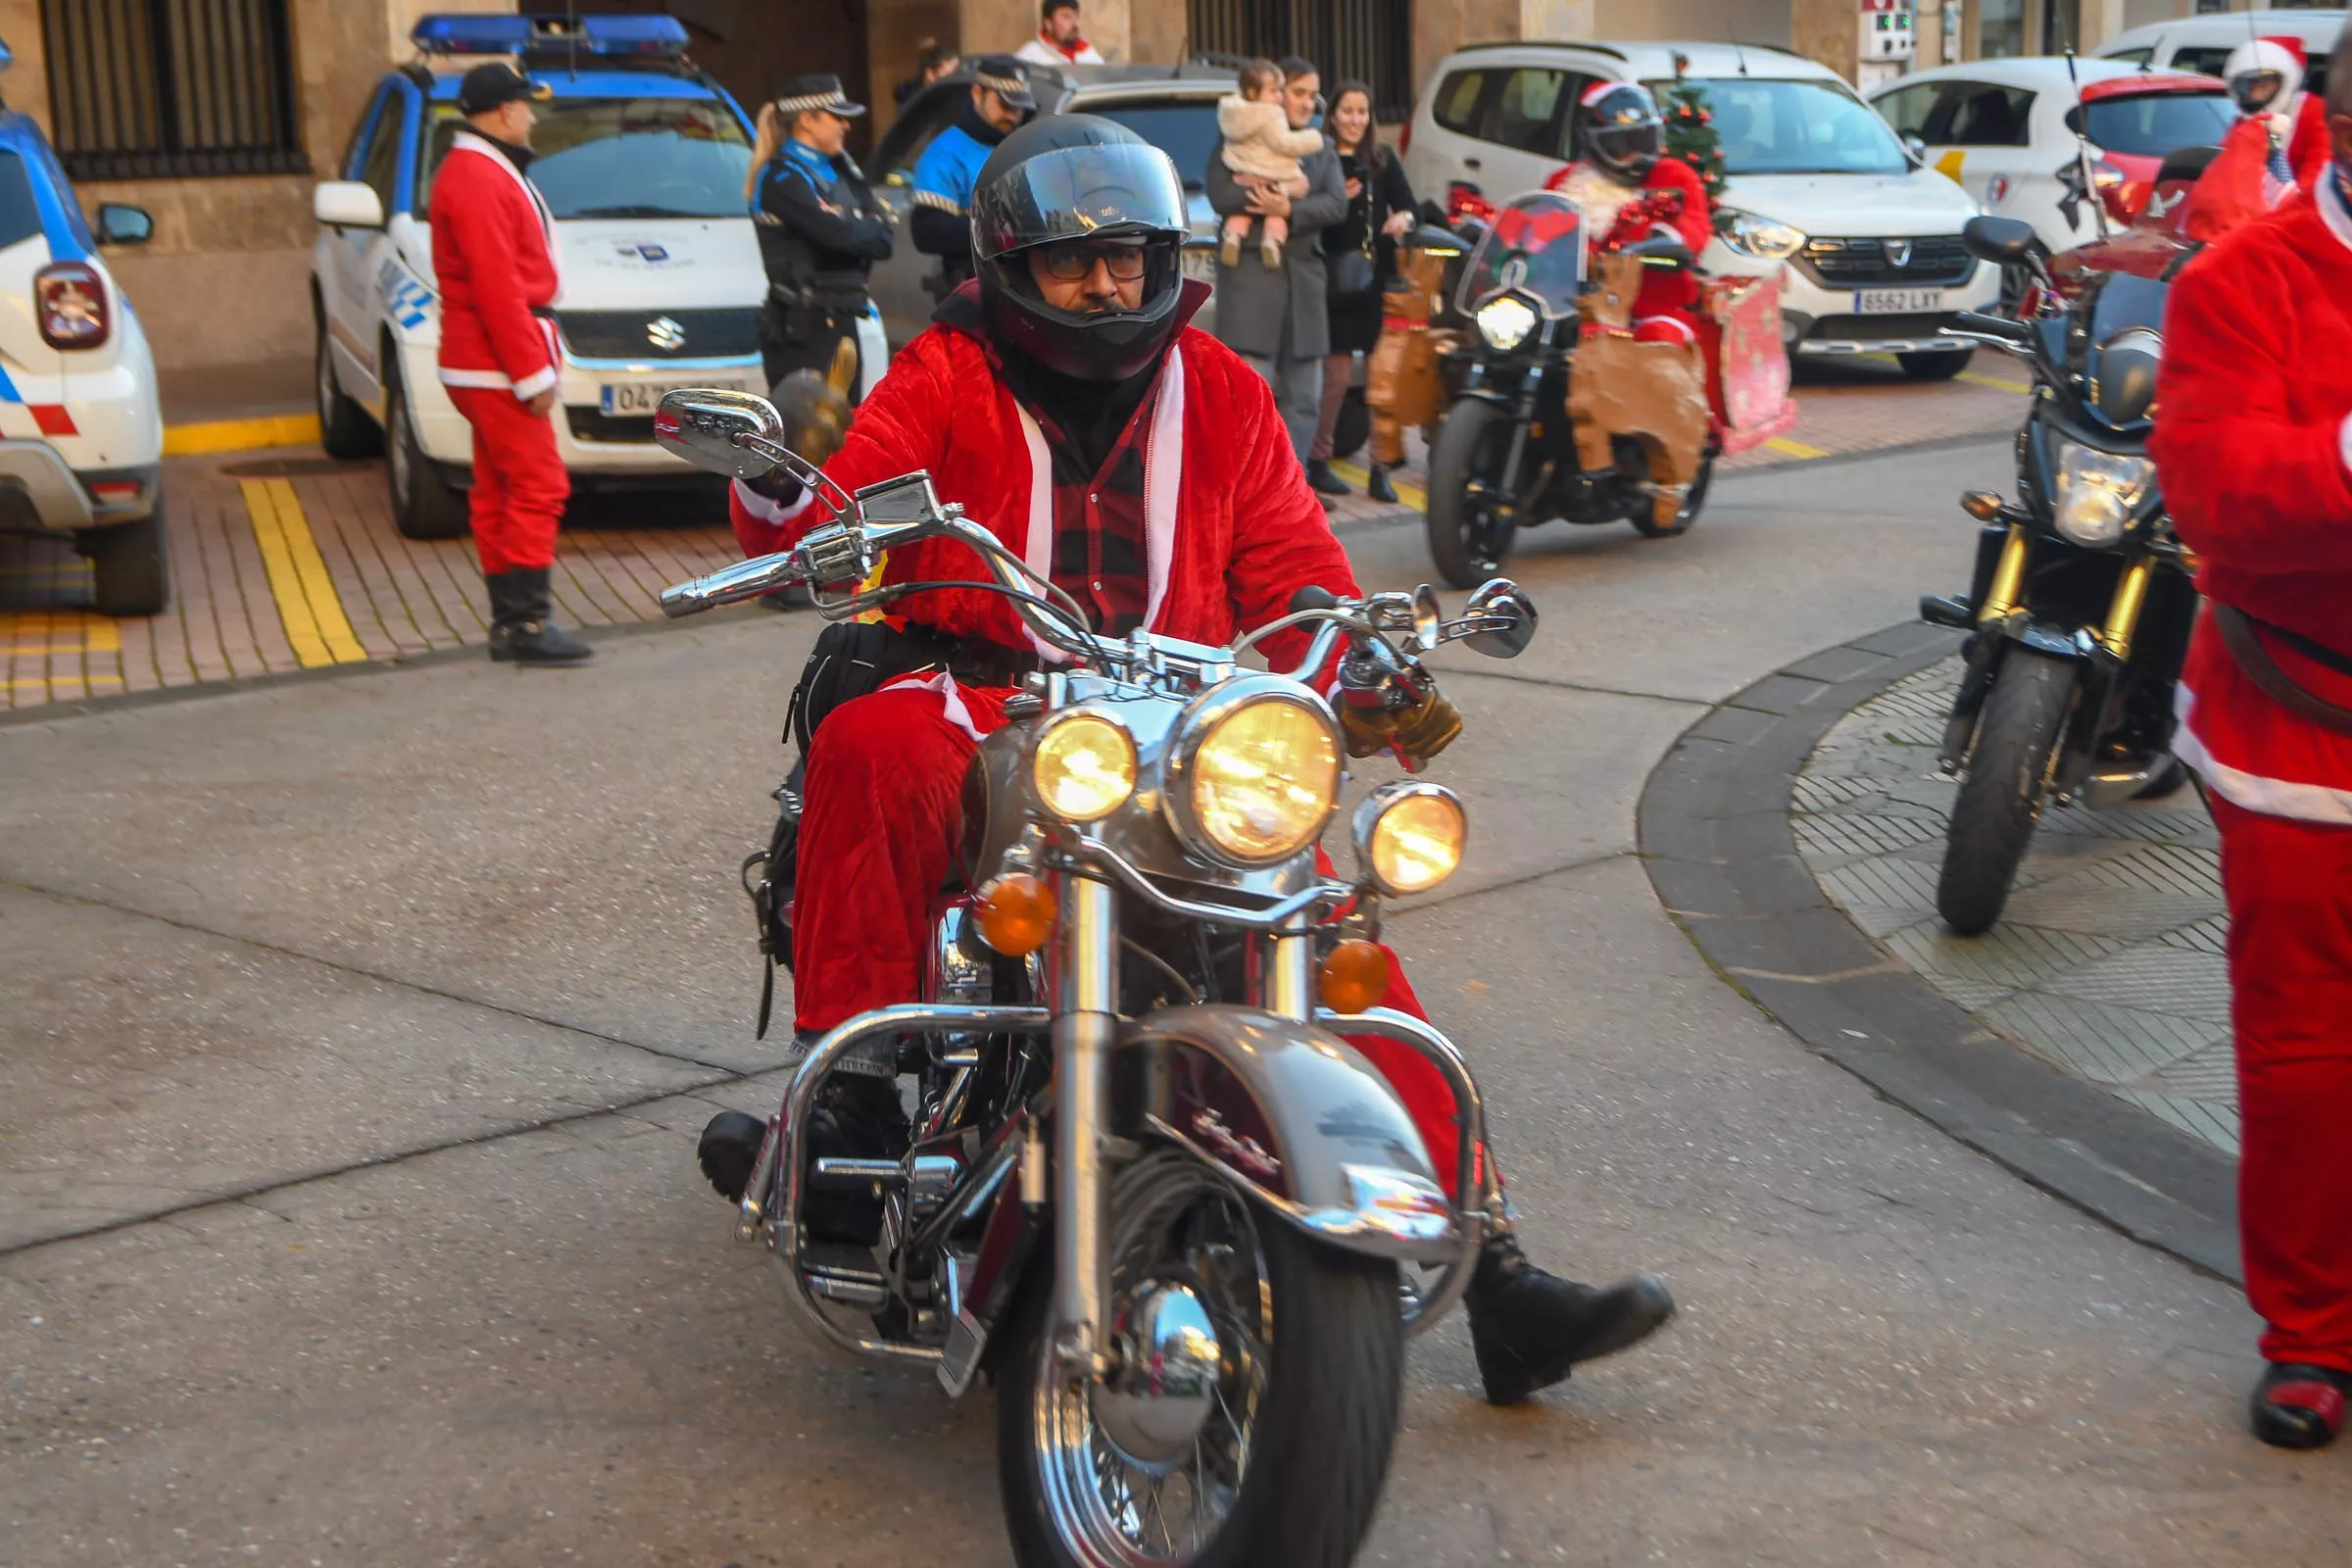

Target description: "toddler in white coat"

left=1217, top=58, right=1325, bottom=269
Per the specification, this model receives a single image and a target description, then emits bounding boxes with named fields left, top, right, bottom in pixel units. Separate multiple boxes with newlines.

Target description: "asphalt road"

left=4, top=437, right=2345, bottom=1567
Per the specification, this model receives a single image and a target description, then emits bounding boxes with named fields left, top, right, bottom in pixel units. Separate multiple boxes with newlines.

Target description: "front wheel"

left=997, top=1151, right=1402, bottom=1568
left=385, top=369, right=471, bottom=541
left=1425, top=398, right=1520, bottom=590
left=314, top=312, right=380, bottom=461
left=1936, top=647, right=2078, bottom=935
left=1629, top=450, right=1714, bottom=539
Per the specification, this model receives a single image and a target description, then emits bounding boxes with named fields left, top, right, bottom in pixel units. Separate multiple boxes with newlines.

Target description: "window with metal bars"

left=1186, top=0, right=1414, bottom=122
left=39, top=0, right=308, bottom=180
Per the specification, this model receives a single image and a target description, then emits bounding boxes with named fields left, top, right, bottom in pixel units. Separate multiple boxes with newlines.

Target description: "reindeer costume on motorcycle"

left=2149, top=140, right=2352, bottom=1445
left=1543, top=81, right=1714, bottom=332
left=714, top=116, right=1676, bottom=1404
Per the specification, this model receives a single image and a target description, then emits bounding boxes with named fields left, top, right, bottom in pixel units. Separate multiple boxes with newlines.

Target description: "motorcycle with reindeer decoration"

left=652, top=379, right=1568, bottom=1565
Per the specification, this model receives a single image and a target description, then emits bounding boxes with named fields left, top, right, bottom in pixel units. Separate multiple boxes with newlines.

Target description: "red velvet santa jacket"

left=428, top=131, right=562, bottom=401
left=1544, top=155, right=1712, bottom=321
left=729, top=280, right=1358, bottom=663
left=2148, top=170, right=2352, bottom=823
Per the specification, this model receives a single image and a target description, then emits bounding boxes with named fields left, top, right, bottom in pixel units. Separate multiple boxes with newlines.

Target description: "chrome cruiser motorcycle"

left=1920, top=217, right=2198, bottom=935
left=654, top=388, right=1538, bottom=1567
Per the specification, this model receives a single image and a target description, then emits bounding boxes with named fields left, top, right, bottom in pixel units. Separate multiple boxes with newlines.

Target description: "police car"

left=310, top=14, right=767, bottom=539
left=0, top=41, right=166, bottom=614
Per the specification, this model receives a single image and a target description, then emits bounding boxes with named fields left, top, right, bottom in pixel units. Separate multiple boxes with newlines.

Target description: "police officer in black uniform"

left=747, top=74, right=893, bottom=394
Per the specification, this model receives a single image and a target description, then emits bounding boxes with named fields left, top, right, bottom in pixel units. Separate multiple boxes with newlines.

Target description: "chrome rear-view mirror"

left=1454, top=578, right=1537, bottom=659
left=655, top=388, right=788, bottom=481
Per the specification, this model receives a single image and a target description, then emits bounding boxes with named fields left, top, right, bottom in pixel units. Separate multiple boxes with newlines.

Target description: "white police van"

left=310, top=14, right=768, bottom=538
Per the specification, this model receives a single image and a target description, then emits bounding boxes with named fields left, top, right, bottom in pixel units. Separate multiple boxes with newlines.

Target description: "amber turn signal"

left=975, top=872, right=1057, bottom=956
left=1961, top=490, right=2005, bottom=521
left=1317, top=939, right=1391, bottom=1015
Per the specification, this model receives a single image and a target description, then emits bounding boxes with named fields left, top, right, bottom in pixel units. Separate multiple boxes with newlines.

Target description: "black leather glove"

left=1340, top=689, right=1463, bottom=768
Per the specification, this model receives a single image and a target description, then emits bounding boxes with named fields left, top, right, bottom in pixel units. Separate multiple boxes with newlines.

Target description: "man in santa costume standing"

left=2148, top=26, right=2352, bottom=1448
left=427, top=61, right=592, bottom=663
left=697, top=115, right=1675, bottom=1408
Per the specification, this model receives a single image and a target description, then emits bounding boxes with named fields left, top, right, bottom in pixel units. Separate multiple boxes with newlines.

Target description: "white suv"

left=1404, top=41, right=1998, bottom=378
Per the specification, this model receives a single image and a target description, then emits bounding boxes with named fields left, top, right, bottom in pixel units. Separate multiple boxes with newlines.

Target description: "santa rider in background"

left=2227, top=36, right=2332, bottom=195
left=1544, top=82, right=1714, bottom=341
left=697, top=114, right=1676, bottom=1409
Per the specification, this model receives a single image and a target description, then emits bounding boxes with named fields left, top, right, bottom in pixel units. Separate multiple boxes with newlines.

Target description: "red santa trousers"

left=447, top=385, right=569, bottom=574
left=793, top=676, right=1470, bottom=1194
left=2213, top=792, right=2352, bottom=1373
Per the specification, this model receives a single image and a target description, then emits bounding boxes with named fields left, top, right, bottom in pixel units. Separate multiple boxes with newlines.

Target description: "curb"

left=1638, top=621, right=2242, bottom=1283
left=164, top=413, right=321, bottom=457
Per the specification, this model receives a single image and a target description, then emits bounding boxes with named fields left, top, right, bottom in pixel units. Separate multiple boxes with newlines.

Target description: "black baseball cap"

left=972, top=55, right=1036, bottom=112
left=457, top=62, right=552, bottom=117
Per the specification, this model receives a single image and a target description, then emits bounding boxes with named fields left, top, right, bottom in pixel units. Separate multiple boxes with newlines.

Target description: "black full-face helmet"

left=969, top=114, right=1190, bottom=380
left=1580, top=81, right=1665, bottom=183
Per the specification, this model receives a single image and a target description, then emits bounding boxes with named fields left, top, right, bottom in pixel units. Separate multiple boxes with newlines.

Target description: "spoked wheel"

left=1425, top=399, right=1521, bottom=589
left=998, top=1152, right=1402, bottom=1568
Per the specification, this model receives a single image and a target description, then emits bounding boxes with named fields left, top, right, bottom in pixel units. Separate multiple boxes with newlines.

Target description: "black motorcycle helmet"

left=969, top=114, right=1190, bottom=380
left=1580, top=81, right=1665, bottom=183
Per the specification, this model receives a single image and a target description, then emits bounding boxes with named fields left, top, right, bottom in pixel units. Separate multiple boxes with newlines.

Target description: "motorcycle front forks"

left=1048, top=871, right=1317, bottom=1379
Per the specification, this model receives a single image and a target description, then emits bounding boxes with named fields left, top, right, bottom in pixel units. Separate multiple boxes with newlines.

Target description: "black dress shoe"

left=1463, top=1236, right=1675, bottom=1406
left=698, top=1109, right=766, bottom=1202
left=486, top=565, right=594, bottom=662
left=2251, top=1361, right=2352, bottom=1449
left=1305, top=458, right=1351, bottom=496
left=1366, top=464, right=1398, bottom=504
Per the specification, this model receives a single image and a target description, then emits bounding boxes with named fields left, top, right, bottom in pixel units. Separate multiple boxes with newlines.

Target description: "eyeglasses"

left=1036, top=242, right=1150, bottom=281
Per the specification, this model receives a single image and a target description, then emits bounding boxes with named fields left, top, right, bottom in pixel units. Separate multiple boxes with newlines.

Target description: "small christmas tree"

left=1660, top=52, right=1732, bottom=234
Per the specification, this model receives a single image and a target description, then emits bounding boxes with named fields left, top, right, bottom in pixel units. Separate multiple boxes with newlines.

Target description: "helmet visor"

left=2231, top=69, right=2286, bottom=113
left=972, top=140, right=1189, bottom=264
left=1589, top=119, right=1663, bottom=172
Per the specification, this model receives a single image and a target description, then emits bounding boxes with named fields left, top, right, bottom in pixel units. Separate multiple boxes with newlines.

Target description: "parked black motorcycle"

left=1919, top=216, right=2199, bottom=935
left=1424, top=190, right=1711, bottom=589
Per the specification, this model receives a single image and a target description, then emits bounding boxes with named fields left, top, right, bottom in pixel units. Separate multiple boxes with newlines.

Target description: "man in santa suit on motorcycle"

left=2147, top=32, right=2352, bottom=1449
left=2189, top=37, right=2336, bottom=240
left=1544, top=82, right=1714, bottom=341
left=699, top=115, right=1673, bottom=1406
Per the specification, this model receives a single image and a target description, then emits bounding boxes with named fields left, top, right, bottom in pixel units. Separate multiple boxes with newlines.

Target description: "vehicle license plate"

left=601, top=381, right=719, bottom=416
left=1181, top=247, right=1218, bottom=282
left=1853, top=287, right=1943, bottom=314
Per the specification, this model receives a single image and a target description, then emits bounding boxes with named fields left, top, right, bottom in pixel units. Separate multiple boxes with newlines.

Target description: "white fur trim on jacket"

left=1008, top=342, right=1186, bottom=662
left=2175, top=679, right=2352, bottom=826
left=732, top=476, right=816, bottom=530
left=888, top=670, right=985, bottom=743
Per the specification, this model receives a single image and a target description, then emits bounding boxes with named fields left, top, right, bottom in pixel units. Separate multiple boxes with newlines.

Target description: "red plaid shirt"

left=1022, top=376, right=1159, bottom=638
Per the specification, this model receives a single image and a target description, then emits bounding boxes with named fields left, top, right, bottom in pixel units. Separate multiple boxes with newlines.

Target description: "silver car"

left=866, top=63, right=1233, bottom=345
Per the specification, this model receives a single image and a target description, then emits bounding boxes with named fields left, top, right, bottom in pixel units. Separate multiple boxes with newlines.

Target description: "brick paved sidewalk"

left=1794, top=657, right=2234, bottom=1157
left=0, top=360, right=2028, bottom=715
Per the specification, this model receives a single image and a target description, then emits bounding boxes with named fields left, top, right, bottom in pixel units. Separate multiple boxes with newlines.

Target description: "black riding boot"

left=487, top=565, right=594, bottom=663
left=1305, top=457, right=1350, bottom=496
left=1463, top=1232, right=1675, bottom=1406
left=1366, top=463, right=1398, bottom=504
left=698, top=1040, right=906, bottom=1245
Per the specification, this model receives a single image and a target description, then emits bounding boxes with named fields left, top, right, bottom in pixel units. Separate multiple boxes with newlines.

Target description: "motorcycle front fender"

left=1118, top=1004, right=1463, bottom=1267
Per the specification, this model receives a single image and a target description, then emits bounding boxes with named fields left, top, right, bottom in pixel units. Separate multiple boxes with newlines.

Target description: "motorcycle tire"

left=1426, top=398, right=1518, bottom=590
left=996, top=1151, right=1402, bottom=1568
left=1629, top=451, right=1714, bottom=539
left=1936, top=647, right=2079, bottom=936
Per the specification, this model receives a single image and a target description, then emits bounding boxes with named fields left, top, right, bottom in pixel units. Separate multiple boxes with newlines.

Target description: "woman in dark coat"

left=1307, top=79, right=1416, bottom=502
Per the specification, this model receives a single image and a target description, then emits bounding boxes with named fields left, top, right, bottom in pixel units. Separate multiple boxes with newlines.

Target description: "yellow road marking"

left=1765, top=436, right=1829, bottom=460
left=240, top=477, right=368, bottom=667
left=1328, top=459, right=1429, bottom=513
left=166, top=414, right=322, bottom=457
left=0, top=610, right=121, bottom=655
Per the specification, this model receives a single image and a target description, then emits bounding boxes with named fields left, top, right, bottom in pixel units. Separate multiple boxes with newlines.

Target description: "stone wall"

left=0, top=0, right=508, bottom=370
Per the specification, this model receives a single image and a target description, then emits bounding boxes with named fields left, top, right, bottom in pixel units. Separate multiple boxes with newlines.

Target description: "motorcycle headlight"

left=1474, top=292, right=1539, bottom=353
left=1720, top=209, right=1805, bottom=261
left=1032, top=710, right=1137, bottom=822
left=1167, top=684, right=1340, bottom=865
left=1352, top=782, right=1466, bottom=897
left=2049, top=440, right=2154, bottom=548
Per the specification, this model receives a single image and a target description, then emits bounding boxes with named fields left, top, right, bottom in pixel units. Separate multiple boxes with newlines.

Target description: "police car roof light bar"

left=411, top=14, right=689, bottom=59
